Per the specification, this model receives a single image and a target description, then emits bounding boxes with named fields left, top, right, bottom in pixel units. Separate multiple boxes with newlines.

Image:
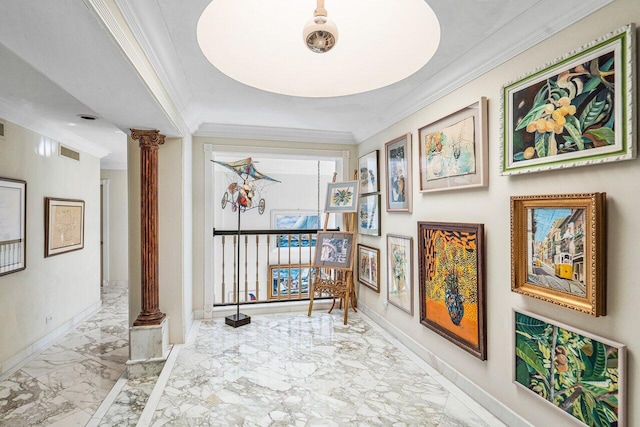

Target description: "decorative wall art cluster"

left=355, top=23, right=634, bottom=426
left=0, top=176, right=86, bottom=277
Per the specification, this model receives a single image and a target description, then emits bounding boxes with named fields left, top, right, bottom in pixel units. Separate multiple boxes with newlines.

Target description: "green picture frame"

left=500, top=24, right=636, bottom=175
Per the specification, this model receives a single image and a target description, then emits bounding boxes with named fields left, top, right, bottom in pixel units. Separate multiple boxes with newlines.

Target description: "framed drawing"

left=357, top=244, right=380, bottom=292
left=386, top=234, right=413, bottom=314
left=418, top=222, right=486, bottom=360
left=358, top=150, right=379, bottom=194
left=271, top=210, right=322, bottom=248
left=268, top=265, right=314, bottom=300
left=357, top=194, right=380, bottom=236
left=314, top=231, right=355, bottom=270
left=45, top=197, right=85, bottom=258
left=515, top=309, right=626, bottom=426
left=511, top=193, right=606, bottom=316
left=324, top=181, right=359, bottom=213
left=419, top=98, right=488, bottom=192
left=501, top=24, right=636, bottom=175
left=0, top=177, right=26, bottom=276
left=385, top=133, right=412, bottom=212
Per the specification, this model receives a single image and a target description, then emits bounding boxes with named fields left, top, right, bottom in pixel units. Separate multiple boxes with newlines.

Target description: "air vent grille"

left=0, top=121, right=5, bottom=140
left=59, top=145, right=80, bottom=161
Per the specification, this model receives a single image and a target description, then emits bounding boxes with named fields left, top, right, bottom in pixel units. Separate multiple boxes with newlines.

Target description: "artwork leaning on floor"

left=418, top=222, right=486, bottom=359
left=515, top=310, right=626, bottom=427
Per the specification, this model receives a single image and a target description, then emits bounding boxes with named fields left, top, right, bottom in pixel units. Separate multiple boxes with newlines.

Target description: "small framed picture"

left=511, top=193, right=606, bottom=316
left=501, top=24, right=636, bottom=175
left=314, top=231, right=355, bottom=270
left=419, top=98, right=488, bottom=192
left=45, top=197, right=85, bottom=258
left=0, top=177, right=27, bottom=276
left=268, top=265, right=315, bottom=300
left=324, top=181, right=359, bottom=213
left=357, top=194, right=380, bottom=236
left=386, top=234, right=413, bottom=314
left=357, top=244, right=380, bottom=293
left=385, top=133, right=412, bottom=212
left=358, top=150, right=379, bottom=194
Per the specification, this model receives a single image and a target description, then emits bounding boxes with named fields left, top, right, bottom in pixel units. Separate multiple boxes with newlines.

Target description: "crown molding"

left=0, top=97, right=110, bottom=158
left=100, top=160, right=128, bottom=170
left=195, top=123, right=356, bottom=145
left=352, top=0, right=613, bottom=142
left=114, top=0, right=194, bottom=122
left=82, top=0, right=188, bottom=137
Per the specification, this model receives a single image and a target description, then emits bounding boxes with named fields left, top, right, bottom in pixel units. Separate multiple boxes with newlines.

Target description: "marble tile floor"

left=1, top=282, right=506, bottom=426
left=0, top=282, right=137, bottom=426
left=142, top=312, right=506, bottom=427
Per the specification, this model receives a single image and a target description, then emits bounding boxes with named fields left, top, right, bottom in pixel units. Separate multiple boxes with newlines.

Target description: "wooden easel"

left=308, top=172, right=358, bottom=325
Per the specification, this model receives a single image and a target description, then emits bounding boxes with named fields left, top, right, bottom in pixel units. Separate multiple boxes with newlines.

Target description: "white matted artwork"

left=0, top=177, right=26, bottom=275
left=386, top=234, right=413, bottom=314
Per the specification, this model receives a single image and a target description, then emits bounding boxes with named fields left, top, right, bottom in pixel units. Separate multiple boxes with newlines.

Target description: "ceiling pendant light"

left=303, top=0, right=338, bottom=53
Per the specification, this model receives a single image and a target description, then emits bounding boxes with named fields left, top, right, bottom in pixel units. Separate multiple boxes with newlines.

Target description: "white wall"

left=0, top=119, right=101, bottom=373
left=357, top=2, right=639, bottom=426
left=100, top=169, right=128, bottom=282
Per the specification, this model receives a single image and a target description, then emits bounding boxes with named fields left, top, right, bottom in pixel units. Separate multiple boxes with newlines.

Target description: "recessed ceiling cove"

left=197, top=0, right=441, bottom=97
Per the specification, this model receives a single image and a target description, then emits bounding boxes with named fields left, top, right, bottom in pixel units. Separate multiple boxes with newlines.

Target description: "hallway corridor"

left=0, top=283, right=505, bottom=426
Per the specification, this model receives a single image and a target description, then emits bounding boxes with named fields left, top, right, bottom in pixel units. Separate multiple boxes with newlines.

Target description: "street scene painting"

left=527, top=207, right=586, bottom=297
left=515, top=310, right=625, bottom=427
left=511, top=193, right=605, bottom=316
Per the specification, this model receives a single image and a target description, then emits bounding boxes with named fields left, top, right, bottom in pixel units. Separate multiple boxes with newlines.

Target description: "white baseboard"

left=357, top=303, right=533, bottom=427
left=0, top=299, right=103, bottom=381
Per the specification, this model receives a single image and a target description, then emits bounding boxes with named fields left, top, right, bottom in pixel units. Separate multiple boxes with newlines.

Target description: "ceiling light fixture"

left=197, top=0, right=441, bottom=97
left=303, top=0, right=338, bottom=53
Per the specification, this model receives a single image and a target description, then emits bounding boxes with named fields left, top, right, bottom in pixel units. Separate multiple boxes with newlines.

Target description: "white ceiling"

left=0, top=0, right=610, bottom=169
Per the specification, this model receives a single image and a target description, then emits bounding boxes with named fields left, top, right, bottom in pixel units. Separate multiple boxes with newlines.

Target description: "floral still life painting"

left=515, top=310, right=626, bottom=426
left=418, top=222, right=486, bottom=359
left=423, top=116, right=476, bottom=181
left=501, top=24, right=635, bottom=174
left=387, top=234, right=413, bottom=314
left=324, top=181, right=359, bottom=213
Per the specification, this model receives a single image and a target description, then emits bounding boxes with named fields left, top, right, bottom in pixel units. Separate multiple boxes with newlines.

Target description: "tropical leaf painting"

left=515, top=311, right=624, bottom=426
left=501, top=25, right=635, bottom=175
left=511, top=51, right=615, bottom=163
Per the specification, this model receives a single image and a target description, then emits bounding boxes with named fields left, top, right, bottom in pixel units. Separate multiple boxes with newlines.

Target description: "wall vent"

left=59, top=145, right=80, bottom=161
left=0, top=120, right=5, bottom=141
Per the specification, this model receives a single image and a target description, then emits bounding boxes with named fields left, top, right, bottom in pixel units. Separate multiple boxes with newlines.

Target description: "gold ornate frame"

left=510, top=193, right=606, bottom=316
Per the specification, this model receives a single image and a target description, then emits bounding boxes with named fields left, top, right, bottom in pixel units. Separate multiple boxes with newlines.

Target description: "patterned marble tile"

left=146, top=311, right=505, bottom=427
left=0, top=282, right=129, bottom=426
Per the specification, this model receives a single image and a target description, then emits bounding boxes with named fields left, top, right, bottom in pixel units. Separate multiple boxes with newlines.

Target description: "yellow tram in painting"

left=554, top=253, right=573, bottom=279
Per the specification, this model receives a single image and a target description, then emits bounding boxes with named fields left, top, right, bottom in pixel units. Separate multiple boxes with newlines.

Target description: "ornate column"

left=131, top=129, right=166, bottom=326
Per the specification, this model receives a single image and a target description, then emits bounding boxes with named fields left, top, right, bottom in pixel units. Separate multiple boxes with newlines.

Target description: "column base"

left=129, top=317, right=170, bottom=361
left=225, top=313, right=251, bottom=328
